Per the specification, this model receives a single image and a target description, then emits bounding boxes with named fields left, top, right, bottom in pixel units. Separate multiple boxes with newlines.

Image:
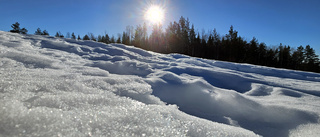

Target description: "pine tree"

left=35, top=28, right=42, bottom=35
left=122, top=31, right=129, bottom=45
left=110, top=36, right=115, bottom=43
left=179, top=16, right=190, bottom=54
left=116, top=38, right=121, bottom=43
left=225, top=25, right=239, bottom=61
left=55, top=32, right=60, bottom=37
left=207, top=34, right=214, bottom=59
left=257, top=43, right=267, bottom=65
left=55, top=31, right=64, bottom=38
left=42, top=30, right=49, bottom=35
left=247, top=37, right=259, bottom=64
left=274, top=44, right=292, bottom=68
left=77, top=35, right=81, bottom=40
left=265, top=48, right=277, bottom=67
left=304, top=45, right=318, bottom=64
left=98, top=35, right=103, bottom=42
left=212, top=28, right=221, bottom=59
left=59, top=33, right=64, bottom=38
left=165, top=21, right=183, bottom=53
left=10, top=22, right=21, bottom=33
left=71, top=32, right=76, bottom=39
left=83, top=34, right=90, bottom=40
left=20, top=28, right=28, bottom=34
left=227, top=25, right=238, bottom=41
left=292, top=45, right=305, bottom=69
left=10, top=22, right=28, bottom=34
left=304, top=45, right=320, bottom=72
left=105, top=34, right=110, bottom=44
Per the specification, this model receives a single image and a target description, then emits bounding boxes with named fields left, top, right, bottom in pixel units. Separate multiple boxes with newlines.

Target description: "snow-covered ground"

left=1, top=31, right=320, bottom=137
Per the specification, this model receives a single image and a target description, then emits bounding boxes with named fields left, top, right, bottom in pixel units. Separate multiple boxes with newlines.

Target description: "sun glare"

left=144, top=5, right=165, bottom=24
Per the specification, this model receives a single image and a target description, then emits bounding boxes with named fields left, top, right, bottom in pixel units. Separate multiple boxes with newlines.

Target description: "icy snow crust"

left=0, top=31, right=320, bottom=137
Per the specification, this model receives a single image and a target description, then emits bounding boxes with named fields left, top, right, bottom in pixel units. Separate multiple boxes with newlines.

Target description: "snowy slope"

left=1, top=31, right=320, bottom=137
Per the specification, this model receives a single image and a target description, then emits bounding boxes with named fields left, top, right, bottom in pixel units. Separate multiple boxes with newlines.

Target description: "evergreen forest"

left=8, top=17, right=320, bottom=73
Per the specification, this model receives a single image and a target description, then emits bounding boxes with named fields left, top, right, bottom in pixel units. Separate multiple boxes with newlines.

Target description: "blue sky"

left=1, top=0, right=319, bottom=54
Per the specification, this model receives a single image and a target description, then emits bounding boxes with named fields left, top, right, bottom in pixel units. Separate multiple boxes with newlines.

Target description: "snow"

left=1, top=31, right=320, bottom=137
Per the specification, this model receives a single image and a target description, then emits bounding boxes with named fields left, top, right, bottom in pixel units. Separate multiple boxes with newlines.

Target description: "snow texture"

left=1, top=31, right=320, bottom=137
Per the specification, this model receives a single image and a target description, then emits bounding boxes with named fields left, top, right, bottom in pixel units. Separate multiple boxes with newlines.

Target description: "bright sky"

left=1, top=0, right=319, bottom=54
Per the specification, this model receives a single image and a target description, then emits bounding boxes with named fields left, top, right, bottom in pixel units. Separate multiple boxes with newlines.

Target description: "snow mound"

left=1, top=31, right=320, bottom=137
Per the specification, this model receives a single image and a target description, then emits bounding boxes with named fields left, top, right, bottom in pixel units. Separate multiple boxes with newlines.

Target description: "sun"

left=144, top=5, right=165, bottom=24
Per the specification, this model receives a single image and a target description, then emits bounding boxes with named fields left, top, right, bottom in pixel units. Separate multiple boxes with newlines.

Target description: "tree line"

left=127, top=17, right=320, bottom=73
left=8, top=19, right=320, bottom=73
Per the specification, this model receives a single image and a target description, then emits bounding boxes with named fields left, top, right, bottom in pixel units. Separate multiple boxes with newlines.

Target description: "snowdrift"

left=1, top=31, right=320, bottom=137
